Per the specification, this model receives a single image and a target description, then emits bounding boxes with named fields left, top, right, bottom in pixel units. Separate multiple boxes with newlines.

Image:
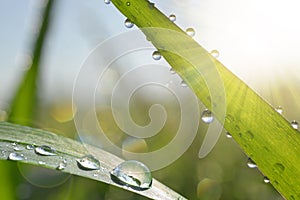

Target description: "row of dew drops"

left=6, top=143, right=152, bottom=190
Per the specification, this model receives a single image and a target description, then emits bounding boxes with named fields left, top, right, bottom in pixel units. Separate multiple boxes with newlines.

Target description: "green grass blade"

left=0, top=122, right=187, bottom=200
left=8, top=0, right=55, bottom=125
left=110, top=1, right=300, bottom=199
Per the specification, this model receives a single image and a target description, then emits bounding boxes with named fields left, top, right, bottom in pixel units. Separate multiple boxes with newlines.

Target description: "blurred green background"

left=1, top=0, right=300, bottom=199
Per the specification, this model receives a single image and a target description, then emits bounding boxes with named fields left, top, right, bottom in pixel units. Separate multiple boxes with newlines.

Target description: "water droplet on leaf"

left=76, top=155, right=100, bottom=170
left=124, top=18, right=134, bottom=28
left=8, top=152, right=25, bottom=161
left=152, top=51, right=161, bottom=60
left=38, top=161, right=46, bottom=165
left=291, top=120, right=298, bottom=129
left=226, top=132, right=232, bottom=138
left=247, top=158, right=257, bottom=168
left=26, top=144, right=34, bottom=150
left=104, top=0, right=110, bottom=4
left=263, top=176, right=270, bottom=183
left=186, top=28, right=195, bottom=37
left=126, top=1, right=130, bottom=6
left=201, top=109, right=214, bottom=124
left=170, top=68, right=176, bottom=74
left=169, top=14, right=176, bottom=22
left=57, top=162, right=66, bottom=170
left=180, top=80, right=187, bottom=87
left=35, top=145, right=56, bottom=156
left=14, top=146, right=24, bottom=151
left=210, top=50, right=219, bottom=58
left=110, top=160, right=152, bottom=190
left=275, top=106, right=283, bottom=114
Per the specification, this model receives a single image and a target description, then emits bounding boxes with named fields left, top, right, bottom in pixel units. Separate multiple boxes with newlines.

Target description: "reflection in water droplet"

left=263, top=176, right=270, bottom=183
left=126, top=1, right=130, bottom=6
left=180, top=80, right=187, bottom=87
left=35, top=145, right=57, bottom=156
left=76, top=155, right=100, bottom=170
left=275, top=106, right=283, bottom=114
left=291, top=120, right=298, bottom=129
left=57, top=162, right=66, bottom=170
left=210, top=50, right=219, bottom=58
left=226, top=132, right=232, bottom=138
left=186, top=28, right=195, bottom=37
left=247, top=158, right=257, bottom=168
left=169, top=14, right=176, bottom=22
left=152, top=51, right=161, bottom=60
left=104, top=0, right=110, bottom=4
left=124, top=18, right=134, bottom=28
left=110, top=160, right=152, bottom=190
left=8, top=152, right=25, bottom=161
left=201, top=109, right=214, bottom=124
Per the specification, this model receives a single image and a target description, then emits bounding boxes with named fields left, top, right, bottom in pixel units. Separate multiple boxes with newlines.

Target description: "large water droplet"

left=247, top=158, right=257, bottom=168
left=226, top=132, right=232, bottom=138
left=263, top=176, right=270, bottom=183
left=124, top=18, right=134, bottom=28
left=201, top=109, right=214, bottom=124
left=8, top=152, right=25, bottom=161
left=275, top=106, right=283, bottom=114
left=35, top=145, right=56, bottom=156
left=76, top=155, right=100, bottom=170
left=152, top=51, right=161, bottom=60
left=169, top=14, right=176, bottom=22
left=186, top=28, right=195, bottom=37
left=104, top=0, right=110, bottom=4
left=291, top=120, right=298, bottom=129
left=110, top=160, right=152, bottom=190
left=210, top=50, right=219, bottom=58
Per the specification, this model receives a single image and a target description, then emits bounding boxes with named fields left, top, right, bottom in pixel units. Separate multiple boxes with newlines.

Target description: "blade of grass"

left=8, top=0, right=55, bottom=126
left=110, top=1, right=300, bottom=199
left=0, top=122, right=187, bottom=200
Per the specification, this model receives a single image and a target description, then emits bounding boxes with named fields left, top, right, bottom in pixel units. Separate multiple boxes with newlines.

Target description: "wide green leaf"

left=110, top=0, right=300, bottom=199
left=0, top=122, right=186, bottom=200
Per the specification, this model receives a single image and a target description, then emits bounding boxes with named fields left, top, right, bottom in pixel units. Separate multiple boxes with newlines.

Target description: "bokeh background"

left=1, top=0, right=300, bottom=199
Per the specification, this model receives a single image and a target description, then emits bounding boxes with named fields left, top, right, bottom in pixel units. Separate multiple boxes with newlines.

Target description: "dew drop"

left=11, top=142, right=17, bottom=146
left=35, top=145, right=56, bottom=156
left=291, top=120, right=298, bottom=129
left=76, top=155, right=100, bottom=170
left=38, top=161, right=46, bottom=165
left=57, top=162, right=66, bottom=170
left=210, top=50, right=219, bottom=58
left=180, top=80, right=187, bottom=87
left=8, top=152, right=25, bottom=161
left=110, top=160, right=152, bottom=190
left=26, top=144, right=34, bottom=150
left=124, top=18, right=134, bottom=28
left=273, top=163, right=285, bottom=174
left=201, top=109, right=214, bottom=124
left=169, top=14, right=176, bottom=22
left=126, top=1, right=130, bottom=6
left=14, top=146, right=24, bottom=151
left=275, top=106, right=283, bottom=114
left=170, top=68, right=176, bottom=74
left=263, top=176, right=270, bottom=183
left=104, top=0, right=110, bottom=4
left=226, top=132, right=232, bottom=138
left=247, top=158, right=257, bottom=168
left=152, top=51, right=161, bottom=60
left=186, top=28, right=195, bottom=37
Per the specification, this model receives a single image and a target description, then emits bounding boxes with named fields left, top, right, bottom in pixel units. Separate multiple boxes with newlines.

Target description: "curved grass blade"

left=110, top=0, right=300, bottom=199
left=8, top=0, right=55, bottom=125
left=0, top=122, right=187, bottom=200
